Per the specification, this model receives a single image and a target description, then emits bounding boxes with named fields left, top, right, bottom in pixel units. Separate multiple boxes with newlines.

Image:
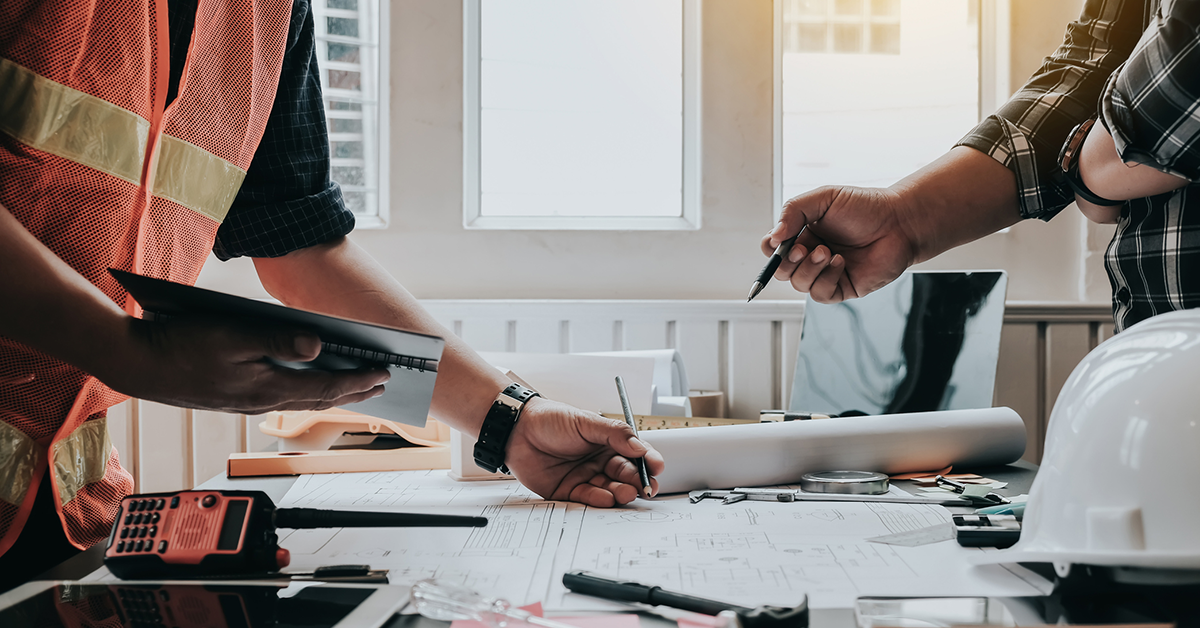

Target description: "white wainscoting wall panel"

left=105, top=300, right=1112, bottom=493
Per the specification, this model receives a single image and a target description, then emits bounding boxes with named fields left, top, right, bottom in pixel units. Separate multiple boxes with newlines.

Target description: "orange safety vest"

left=0, top=0, right=293, bottom=555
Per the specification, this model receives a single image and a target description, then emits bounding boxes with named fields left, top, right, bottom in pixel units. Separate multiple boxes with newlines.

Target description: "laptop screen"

left=788, top=271, right=1007, bottom=416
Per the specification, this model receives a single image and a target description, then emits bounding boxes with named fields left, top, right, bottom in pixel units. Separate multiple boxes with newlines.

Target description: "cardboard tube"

left=642, top=407, right=1026, bottom=494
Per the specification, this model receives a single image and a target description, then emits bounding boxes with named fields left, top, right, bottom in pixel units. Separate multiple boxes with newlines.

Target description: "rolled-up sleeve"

left=1101, top=2, right=1200, bottom=182
left=213, top=0, right=355, bottom=261
left=956, top=0, right=1146, bottom=221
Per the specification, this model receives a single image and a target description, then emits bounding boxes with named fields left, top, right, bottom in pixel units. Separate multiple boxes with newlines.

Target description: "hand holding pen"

left=753, top=186, right=919, bottom=304
left=752, top=223, right=848, bottom=302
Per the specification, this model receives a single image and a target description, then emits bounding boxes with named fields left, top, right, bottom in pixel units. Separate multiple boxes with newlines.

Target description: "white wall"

left=197, top=0, right=1112, bottom=306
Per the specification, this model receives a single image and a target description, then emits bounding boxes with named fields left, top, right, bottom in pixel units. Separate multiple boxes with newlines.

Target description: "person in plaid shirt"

left=764, top=0, right=1196, bottom=333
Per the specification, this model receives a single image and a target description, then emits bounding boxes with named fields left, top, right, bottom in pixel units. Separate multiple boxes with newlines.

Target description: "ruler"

left=600, top=413, right=759, bottom=431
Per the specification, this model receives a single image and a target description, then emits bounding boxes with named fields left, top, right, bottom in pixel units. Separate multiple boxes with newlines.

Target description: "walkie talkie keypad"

left=114, top=496, right=169, bottom=553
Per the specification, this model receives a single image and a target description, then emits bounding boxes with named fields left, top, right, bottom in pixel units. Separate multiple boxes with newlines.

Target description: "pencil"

left=614, top=376, right=653, bottom=498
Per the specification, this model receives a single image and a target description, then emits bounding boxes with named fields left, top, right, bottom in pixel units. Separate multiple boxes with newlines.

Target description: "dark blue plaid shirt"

left=958, top=0, right=1200, bottom=332
left=168, top=0, right=355, bottom=261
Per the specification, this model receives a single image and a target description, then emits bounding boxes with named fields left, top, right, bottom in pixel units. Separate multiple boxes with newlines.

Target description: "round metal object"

left=799, top=470, right=890, bottom=495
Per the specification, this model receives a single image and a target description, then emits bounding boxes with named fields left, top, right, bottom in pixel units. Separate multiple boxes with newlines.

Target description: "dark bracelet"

left=1059, top=117, right=1124, bottom=207
left=473, top=383, right=539, bottom=474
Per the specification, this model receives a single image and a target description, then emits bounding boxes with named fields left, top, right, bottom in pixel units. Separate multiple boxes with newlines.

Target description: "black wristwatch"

left=1059, top=118, right=1123, bottom=207
left=473, top=383, right=540, bottom=474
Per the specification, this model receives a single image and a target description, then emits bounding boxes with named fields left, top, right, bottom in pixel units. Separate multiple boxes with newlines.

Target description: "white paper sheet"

left=278, top=471, right=563, bottom=605
left=277, top=471, right=1050, bottom=612
left=545, top=498, right=1049, bottom=611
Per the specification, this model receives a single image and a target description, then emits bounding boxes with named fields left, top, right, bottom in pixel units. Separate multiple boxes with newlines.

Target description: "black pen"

left=747, top=227, right=804, bottom=302
left=562, top=571, right=809, bottom=627
left=614, top=376, right=653, bottom=498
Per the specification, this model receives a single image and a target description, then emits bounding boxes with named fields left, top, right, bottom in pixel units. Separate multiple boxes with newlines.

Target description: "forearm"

left=0, top=204, right=131, bottom=378
left=890, top=146, right=1023, bottom=264
left=1080, top=121, right=1190, bottom=201
left=253, top=237, right=508, bottom=437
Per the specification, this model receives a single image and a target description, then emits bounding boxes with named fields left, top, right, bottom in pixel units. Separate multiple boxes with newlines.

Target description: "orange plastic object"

left=259, top=409, right=451, bottom=452
left=226, top=410, right=453, bottom=478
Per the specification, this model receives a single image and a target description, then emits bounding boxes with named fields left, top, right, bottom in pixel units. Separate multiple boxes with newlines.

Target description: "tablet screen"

left=0, top=583, right=379, bottom=628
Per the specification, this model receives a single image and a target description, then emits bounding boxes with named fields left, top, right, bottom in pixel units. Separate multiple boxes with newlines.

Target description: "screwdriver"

left=411, top=579, right=579, bottom=628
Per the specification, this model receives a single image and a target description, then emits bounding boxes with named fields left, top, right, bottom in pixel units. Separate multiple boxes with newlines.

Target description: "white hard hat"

left=977, top=309, right=1200, bottom=576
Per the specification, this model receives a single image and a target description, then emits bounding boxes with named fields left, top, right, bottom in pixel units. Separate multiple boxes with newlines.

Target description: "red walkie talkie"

left=103, top=489, right=486, bottom=579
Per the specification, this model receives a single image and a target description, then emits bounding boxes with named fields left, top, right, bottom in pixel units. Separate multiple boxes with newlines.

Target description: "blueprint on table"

left=278, top=470, right=562, bottom=605
left=278, top=471, right=1051, bottom=610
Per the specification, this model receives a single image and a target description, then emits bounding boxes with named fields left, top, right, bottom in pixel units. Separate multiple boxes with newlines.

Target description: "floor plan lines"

left=464, top=503, right=555, bottom=554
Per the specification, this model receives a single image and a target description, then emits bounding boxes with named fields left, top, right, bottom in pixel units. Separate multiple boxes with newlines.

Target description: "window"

left=783, top=0, right=901, bottom=55
left=776, top=0, right=984, bottom=209
left=464, top=0, right=701, bottom=230
left=311, top=0, right=388, bottom=228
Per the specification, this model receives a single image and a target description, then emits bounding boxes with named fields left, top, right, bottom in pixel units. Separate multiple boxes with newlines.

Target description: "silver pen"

left=615, top=376, right=653, bottom=498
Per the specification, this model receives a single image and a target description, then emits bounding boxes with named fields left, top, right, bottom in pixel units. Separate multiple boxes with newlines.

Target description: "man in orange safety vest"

left=0, top=0, right=662, bottom=590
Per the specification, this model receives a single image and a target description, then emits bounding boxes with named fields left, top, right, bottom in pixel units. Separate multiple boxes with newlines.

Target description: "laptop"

left=788, top=270, right=1007, bottom=416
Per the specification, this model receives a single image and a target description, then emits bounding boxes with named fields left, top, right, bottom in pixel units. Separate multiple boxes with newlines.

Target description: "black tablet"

left=0, top=580, right=407, bottom=628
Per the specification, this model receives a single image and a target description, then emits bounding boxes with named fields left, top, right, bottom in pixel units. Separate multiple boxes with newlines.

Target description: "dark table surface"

left=23, top=461, right=1043, bottom=628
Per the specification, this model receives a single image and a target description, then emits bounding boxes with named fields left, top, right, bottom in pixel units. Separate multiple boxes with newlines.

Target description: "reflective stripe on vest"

left=0, top=417, right=110, bottom=507
left=0, top=0, right=293, bottom=553
left=0, top=57, right=246, bottom=223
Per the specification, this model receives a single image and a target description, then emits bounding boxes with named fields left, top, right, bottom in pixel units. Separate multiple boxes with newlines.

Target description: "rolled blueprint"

left=642, top=407, right=1026, bottom=494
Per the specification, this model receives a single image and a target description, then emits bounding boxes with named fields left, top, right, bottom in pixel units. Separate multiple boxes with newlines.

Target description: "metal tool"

left=799, top=470, right=890, bottom=495
left=563, top=570, right=808, bottom=628
left=934, top=475, right=1010, bottom=506
left=411, top=578, right=579, bottom=628
left=688, top=488, right=971, bottom=506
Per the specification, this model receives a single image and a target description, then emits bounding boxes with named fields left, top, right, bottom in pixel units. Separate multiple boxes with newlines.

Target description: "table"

left=34, top=460, right=1041, bottom=628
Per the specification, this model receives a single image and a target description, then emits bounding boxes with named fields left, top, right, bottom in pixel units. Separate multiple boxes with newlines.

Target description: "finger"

left=604, top=455, right=644, bottom=489
left=761, top=220, right=799, bottom=255
left=776, top=227, right=827, bottom=281
left=837, top=268, right=860, bottom=301
left=809, top=254, right=847, bottom=304
left=581, top=475, right=638, bottom=505
left=599, top=478, right=639, bottom=505
left=574, top=413, right=644, bottom=455
left=270, top=384, right=386, bottom=413
left=775, top=187, right=837, bottom=247
left=642, top=446, right=665, bottom=478
left=788, top=244, right=834, bottom=294
left=773, top=243, right=808, bottom=281
left=264, top=367, right=391, bottom=405
left=601, top=445, right=664, bottom=498
left=220, top=323, right=323, bottom=363
left=760, top=232, right=778, bottom=257
left=568, top=482, right=617, bottom=508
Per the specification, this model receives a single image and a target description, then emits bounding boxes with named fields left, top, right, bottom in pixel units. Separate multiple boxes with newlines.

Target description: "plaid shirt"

left=958, top=0, right=1200, bottom=331
left=168, top=0, right=355, bottom=262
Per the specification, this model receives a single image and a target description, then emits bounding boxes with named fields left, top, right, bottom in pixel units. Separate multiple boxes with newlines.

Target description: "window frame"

left=771, top=0, right=1011, bottom=219
left=313, top=0, right=390, bottom=229
left=462, top=0, right=703, bottom=231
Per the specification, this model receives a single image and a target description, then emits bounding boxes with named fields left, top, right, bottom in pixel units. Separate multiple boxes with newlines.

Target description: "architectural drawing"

left=274, top=471, right=1050, bottom=611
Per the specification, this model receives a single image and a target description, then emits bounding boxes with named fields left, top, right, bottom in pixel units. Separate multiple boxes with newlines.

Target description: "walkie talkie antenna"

left=273, top=508, right=487, bottom=529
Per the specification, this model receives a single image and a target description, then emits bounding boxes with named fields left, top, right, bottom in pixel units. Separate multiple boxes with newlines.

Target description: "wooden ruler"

left=601, top=413, right=759, bottom=431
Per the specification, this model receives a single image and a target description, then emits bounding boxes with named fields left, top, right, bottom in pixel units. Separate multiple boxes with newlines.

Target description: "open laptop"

left=788, top=270, right=1007, bottom=416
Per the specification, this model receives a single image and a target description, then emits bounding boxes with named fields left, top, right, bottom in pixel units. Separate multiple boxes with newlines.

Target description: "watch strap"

left=473, top=383, right=539, bottom=474
left=1059, top=118, right=1124, bottom=207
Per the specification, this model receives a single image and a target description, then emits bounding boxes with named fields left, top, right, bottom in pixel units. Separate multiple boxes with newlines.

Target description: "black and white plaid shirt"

left=168, top=0, right=355, bottom=262
left=958, top=0, right=1200, bottom=332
